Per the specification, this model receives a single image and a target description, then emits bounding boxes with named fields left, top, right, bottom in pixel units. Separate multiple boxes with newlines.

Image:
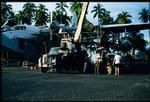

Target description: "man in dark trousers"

left=113, top=51, right=122, bottom=76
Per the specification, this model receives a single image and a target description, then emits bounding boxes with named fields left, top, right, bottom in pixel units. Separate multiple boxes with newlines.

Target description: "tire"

left=41, top=67, right=48, bottom=73
left=56, top=66, right=63, bottom=73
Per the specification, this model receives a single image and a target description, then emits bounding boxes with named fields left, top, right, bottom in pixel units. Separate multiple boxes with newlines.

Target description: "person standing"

left=106, top=59, right=112, bottom=75
left=95, top=55, right=101, bottom=74
left=113, top=51, right=122, bottom=76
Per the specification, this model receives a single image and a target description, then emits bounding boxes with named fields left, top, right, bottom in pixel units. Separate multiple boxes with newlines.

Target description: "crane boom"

left=74, top=2, right=89, bottom=42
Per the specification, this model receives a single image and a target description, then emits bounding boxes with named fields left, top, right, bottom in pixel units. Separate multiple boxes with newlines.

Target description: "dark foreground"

left=2, top=67, right=150, bottom=101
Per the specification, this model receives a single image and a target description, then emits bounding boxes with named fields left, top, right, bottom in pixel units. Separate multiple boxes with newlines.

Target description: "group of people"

left=95, top=51, right=122, bottom=76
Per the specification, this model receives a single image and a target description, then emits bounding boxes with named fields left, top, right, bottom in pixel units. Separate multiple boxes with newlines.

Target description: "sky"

left=7, top=2, right=150, bottom=41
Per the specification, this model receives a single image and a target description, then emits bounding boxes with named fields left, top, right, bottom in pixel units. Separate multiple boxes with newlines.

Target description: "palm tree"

left=52, top=10, right=61, bottom=20
left=91, top=3, right=113, bottom=24
left=101, top=9, right=113, bottom=24
left=15, top=10, right=26, bottom=24
left=55, top=2, right=68, bottom=15
left=22, top=2, right=36, bottom=24
left=35, top=4, right=48, bottom=26
left=125, top=31, right=146, bottom=56
left=139, top=8, right=150, bottom=23
left=139, top=8, right=150, bottom=48
left=70, top=2, right=82, bottom=19
left=91, top=3, right=105, bottom=47
left=82, top=19, right=94, bottom=32
left=52, top=10, right=70, bottom=25
left=91, top=3, right=113, bottom=51
left=91, top=3, right=105, bottom=24
left=134, top=33, right=146, bottom=52
left=55, top=2, right=68, bottom=24
left=1, top=2, right=13, bottom=25
left=114, top=11, right=132, bottom=53
left=115, top=11, right=132, bottom=24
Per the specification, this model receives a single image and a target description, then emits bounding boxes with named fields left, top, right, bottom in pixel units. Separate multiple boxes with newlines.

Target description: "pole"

left=2, top=51, right=3, bottom=59
left=144, top=3, right=150, bottom=46
left=99, top=2, right=101, bottom=44
left=7, top=51, right=8, bottom=67
left=44, top=42, right=47, bottom=54
left=51, top=11, right=53, bottom=23
left=1, top=51, right=3, bottom=65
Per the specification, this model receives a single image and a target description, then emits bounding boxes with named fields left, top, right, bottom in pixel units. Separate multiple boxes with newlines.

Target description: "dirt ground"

left=1, top=67, right=150, bottom=101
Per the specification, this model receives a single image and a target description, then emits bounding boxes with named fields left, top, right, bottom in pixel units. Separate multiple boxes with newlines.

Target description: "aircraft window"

left=14, top=26, right=26, bottom=30
left=20, top=26, right=23, bottom=30
left=24, top=27, right=26, bottom=30
left=14, top=26, right=19, bottom=30
left=21, top=26, right=26, bottom=30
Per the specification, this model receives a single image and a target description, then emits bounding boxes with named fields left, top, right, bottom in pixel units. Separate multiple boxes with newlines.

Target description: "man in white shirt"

left=113, top=51, right=122, bottom=76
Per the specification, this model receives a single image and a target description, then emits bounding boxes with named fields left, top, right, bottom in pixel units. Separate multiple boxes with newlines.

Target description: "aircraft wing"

left=100, top=23, right=150, bottom=33
left=81, top=23, right=150, bottom=44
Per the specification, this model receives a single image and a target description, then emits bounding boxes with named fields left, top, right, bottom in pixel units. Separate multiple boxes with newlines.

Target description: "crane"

left=74, top=2, right=89, bottom=42
left=38, top=2, right=90, bottom=73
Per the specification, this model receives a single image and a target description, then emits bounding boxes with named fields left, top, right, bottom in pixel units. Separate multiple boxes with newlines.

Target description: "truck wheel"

left=56, top=66, right=63, bottom=73
left=41, top=67, right=48, bottom=73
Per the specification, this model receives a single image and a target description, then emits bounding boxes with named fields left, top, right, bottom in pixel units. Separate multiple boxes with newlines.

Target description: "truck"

left=38, top=2, right=90, bottom=73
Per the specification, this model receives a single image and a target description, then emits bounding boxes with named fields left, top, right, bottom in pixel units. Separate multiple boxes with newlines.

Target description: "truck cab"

left=38, top=54, right=50, bottom=73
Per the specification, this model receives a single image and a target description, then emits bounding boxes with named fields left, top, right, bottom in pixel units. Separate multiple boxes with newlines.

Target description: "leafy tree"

left=22, top=2, right=36, bottom=24
left=35, top=4, right=48, bottom=26
left=91, top=3, right=105, bottom=24
left=14, top=10, right=26, bottom=24
left=101, top=9, right=113, bottom=24
left=127, top=31, right=146, bottom=55
left=53, top=10, right=70, bottom=25
left=91, top=3, right=113, bottom=52
left=70, top=2, right=82, bottom=19
left=139, top=8, right=150, bottom=23
left=115, top=11, right=132, bottom=24
left=55, top=2, right=68, bottom=24
left=139, top=8, right=150, bottom=48
left=82, top=19, right=94, bottom=32
left=113, top=11, right=132, bottom=54
left=56, top=2, right=68, bottom=15
left=91, top=3, right=113, bottom=25
left=1, top=2, right=14, bottom=25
